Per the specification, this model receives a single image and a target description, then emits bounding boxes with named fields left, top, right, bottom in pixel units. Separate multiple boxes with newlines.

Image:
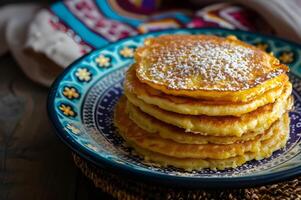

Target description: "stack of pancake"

left=114, top=35, right=293, bottom=170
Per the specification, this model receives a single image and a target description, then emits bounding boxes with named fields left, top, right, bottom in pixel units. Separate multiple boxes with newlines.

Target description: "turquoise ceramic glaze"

left=48, top=28, right=301, bottom=188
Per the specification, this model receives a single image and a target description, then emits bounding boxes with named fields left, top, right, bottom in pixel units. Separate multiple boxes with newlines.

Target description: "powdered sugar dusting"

left=137, top=37, right=284, bottom=91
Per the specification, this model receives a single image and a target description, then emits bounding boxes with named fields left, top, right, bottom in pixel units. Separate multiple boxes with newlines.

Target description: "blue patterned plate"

left=48, top=28, right=301, bottom=188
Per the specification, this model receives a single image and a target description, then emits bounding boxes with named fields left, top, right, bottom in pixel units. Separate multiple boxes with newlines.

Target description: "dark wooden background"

left=0, top=53, right=113, bottom=200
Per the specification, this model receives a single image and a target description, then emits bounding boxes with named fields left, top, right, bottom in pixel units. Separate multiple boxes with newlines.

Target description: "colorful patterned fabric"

left=49, top=0, right=268, bottom=55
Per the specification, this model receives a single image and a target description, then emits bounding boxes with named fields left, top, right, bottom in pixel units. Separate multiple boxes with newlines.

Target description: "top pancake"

left=125, top=65, right=287, bottom=116
left=135, top=35, right=288, bottom=102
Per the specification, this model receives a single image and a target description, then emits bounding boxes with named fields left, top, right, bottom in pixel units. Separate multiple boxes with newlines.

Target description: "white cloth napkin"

left=238, top=0, right=301, bottom=42
left=0, top=0, right=300, bottom=87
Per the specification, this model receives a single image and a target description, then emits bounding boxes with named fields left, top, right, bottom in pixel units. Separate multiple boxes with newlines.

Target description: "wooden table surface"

left=0, top=53, right=113, bottom=199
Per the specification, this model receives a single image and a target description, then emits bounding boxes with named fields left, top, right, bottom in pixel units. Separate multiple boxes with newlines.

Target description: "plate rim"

left=47, top=27, right=301, bottom=188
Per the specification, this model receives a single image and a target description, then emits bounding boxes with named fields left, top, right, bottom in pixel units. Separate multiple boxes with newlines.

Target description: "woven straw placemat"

left=73, top=153, right=301, bottom=200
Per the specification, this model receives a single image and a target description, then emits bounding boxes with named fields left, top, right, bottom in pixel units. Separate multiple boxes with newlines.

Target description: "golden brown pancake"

left=125, top=65, right=286, bottom=116
left=135, top=35, right=288, bottom=102
left=125, top=84, right=292, bottom=136
left=113, top=34, right=293, bottom=170
left=115, top=97, right=287, bottom=159
left=132, top=129, right=288, bottom=170
left=114, top=97, right=290, bottom=170
left=126, top=100, right=277, bottom=145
